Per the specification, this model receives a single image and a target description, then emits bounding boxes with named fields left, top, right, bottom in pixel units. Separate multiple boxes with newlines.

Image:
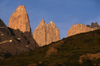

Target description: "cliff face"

left=47, top=21, right=60, bottom=45
left=8, top=5, right=31, bottom=32
left=67, top=22, right=100, bottom=37
left=33, top=19, right=60, bottom=47
left=33, top=19, right=47, bottom=46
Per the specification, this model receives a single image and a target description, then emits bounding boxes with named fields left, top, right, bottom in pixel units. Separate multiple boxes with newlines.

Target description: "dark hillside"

left=0, top=29, right=100, bottom=66
left=0, top=19, right=39, bottom=60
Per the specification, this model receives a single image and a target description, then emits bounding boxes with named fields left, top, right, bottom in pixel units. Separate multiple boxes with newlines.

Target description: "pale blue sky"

left=0, top=0, right=100, bottom=39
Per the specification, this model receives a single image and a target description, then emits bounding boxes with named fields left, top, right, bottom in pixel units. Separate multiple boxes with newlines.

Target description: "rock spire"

left=33, top=19, right=60, bottom=47
left=8, top=5, right=31, bottom=32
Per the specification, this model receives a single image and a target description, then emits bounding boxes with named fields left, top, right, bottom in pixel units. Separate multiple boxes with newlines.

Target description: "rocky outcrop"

left=79, top=53, right=100, bottom=63
left=33, top=19, right=60, bottom=47
left=0, top=19, right=11, bottom=35
left=67, top=22, right=100, bottom=37
left=86, top=22, right=100, bottom=29
left=8, top=5, right=31, bottom=32
left=45, top=46, right=58, bottom=57
left=0, top=19, right=39, bottom=60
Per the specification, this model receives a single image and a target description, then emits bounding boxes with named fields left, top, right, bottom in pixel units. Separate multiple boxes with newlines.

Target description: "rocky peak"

left=33, top=19, right=60, bottom=47
left=91, top=22, right=99, bottom=28
left=86, top=22, right=100, bottom=29
left=48, top=21, right=56, bottom=27
left=67, top=22, right=100, bottom=37
left=38, top=19, right=47, bottom=27
left=41, top=19, right=45, bottom=23
left=8, top=5, right=31, bottom=32
left=35, top=19, right=47, bottom=31
left=16, top=5, right=26, bottom=12
left=67, top=23, right=95, bottom=37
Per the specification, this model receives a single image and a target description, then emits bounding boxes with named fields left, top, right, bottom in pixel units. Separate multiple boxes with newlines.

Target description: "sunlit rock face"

left=33, top=19, right=47, bottom=47
left=33, top=19, right=60, bottom=47
left=8, top=5, right=31, bottom=32
left=47, top=21, right=60, bottom=45
left=67, top=22, right=100, bottom=37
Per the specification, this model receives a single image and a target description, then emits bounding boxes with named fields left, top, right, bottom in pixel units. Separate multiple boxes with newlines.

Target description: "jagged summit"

left=86, top=22, right=100, bottom=29
left=39, top=19, right=45, bottom=25
left=16, top=5, right=26, bottom=12
left=41, top=19, right=45, bottom=23
left=48, top=21, right=56, bottom=27
left=33, top=19, right=60, bottom=47
left=67, top=22, right=100, bottom=37
left=50, top=21, right=53, bottom=23
left=8, top=5, right=31, bottom=32
left=38, top=19, right=47, bottom=27
left=91, top=22, right=99, bottom=28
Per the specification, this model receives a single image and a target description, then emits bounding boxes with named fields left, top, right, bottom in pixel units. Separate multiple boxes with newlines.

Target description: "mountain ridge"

left=67, top=22, right=100, bottom=37
left=0, top=28, right=100, bottom=66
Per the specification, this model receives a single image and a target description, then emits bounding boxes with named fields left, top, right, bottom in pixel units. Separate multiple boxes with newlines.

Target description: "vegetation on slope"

left=0, top=29, right=100, bottom=66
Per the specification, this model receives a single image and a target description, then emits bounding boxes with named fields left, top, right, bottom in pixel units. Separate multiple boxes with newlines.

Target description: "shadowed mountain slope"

left=1, top=28, right=100, bottom=66
left=0, top=19, right=39, bottom=60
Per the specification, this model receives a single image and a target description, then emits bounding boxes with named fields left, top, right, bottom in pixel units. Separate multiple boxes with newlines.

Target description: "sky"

left=0, top=0, right=100, bottom=39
